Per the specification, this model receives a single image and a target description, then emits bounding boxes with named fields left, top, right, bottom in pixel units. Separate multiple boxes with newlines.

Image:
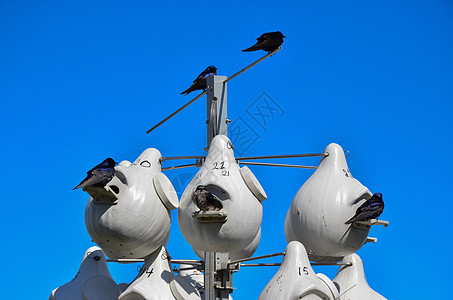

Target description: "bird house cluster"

left=52, top=30, right=387, bottom=299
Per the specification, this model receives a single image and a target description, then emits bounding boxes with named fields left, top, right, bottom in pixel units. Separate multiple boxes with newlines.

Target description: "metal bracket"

left=192, top=211, right=228, bottom=223
left=353, top=219, right=389, bottom=230
left=85, top=185, right=119, bottom=205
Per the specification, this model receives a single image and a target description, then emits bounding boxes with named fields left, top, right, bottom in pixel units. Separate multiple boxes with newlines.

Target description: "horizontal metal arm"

left=311, top=262, right=353, bottom=266
left=236, top=153, right=328, bottom=160
left=106, top=258, right=146, bottom=263
left=161, top=163, right=198, bottom=171
left=146, top=90, right=207, bottom=134
left=224, top=47, right=282, bottom=83
left=106, top=258, right=203, bottom=265
left=238, top=161, right=317, bottom=169
left=238, top=262, right=353, bottom=267
left=160, top=156, right=206, bottom=162
left=240, top=263, right=281, bottom=267
left=228, top=252, right=286, bottom=266
left=170, top=259, right=204, bottom=265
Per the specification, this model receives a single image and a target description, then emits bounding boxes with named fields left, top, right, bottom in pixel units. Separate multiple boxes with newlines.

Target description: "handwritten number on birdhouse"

left=145, top=268, right=154, bottom=277
left=343, top=168, right=352, bottom=178
left=303, top=266, right=309, bottom=275
left=212, top=161, right=226, bottom=170
left=221, top=170, right=230, bottom=176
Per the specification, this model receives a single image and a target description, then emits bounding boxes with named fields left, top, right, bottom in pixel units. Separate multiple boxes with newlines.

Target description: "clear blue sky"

left=1, top=1, right=452, bottom=299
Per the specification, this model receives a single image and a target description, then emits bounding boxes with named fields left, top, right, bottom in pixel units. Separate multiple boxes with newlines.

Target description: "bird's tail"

left=242, top=44, right=260, bottom=52
left=345, top=216, right=357, bottom=225
left=180, top=85, right=194, bottom=95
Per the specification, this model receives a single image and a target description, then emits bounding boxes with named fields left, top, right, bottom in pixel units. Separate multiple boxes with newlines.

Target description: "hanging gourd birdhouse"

left=85, top=148, right=179, bottom=259
left=333, top=253, right=387, bottom=300
left=50, top=246, right=121, bottom=300
left=178, top=135, right=265, bottom=260
left=258, top=241, right=339, bottom=300
left=284, top=143, right=372, bottom=262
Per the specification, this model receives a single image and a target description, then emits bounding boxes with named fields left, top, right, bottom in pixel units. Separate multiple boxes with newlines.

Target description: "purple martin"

left=74, top=158, right=117, bottom=190
left=192, top=185, right=223, bottom=212
left=345, top=192, right=384, bottom=224
left=180, top=65, right=217, bottom=95
left=242, top=31, right=286, bottom=53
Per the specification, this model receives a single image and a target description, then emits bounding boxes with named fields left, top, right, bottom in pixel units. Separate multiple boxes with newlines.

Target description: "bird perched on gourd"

left=74, top=158, right=117, bottom=190
left=192, top=185, right=223, bottom=212
left=345, top=192, right=384, bottom=224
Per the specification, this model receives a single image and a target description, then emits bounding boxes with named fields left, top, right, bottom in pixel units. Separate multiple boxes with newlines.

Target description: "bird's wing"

left=256, top=33, right=267, bottom=43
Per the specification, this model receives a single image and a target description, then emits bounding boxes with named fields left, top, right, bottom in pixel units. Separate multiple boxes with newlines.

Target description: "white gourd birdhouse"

left=85, top=148, right=179, bottom=259
left=119, top=246, right=177, bottom=300
left=333, top=253, right=387, bottom=300
left=50, top=246, right=121, bottom=300
left=284, top=143, right=372, bottom=262
left=258, top=241, right=339, bottom=300
left=178, top=135, right=265, bottom=260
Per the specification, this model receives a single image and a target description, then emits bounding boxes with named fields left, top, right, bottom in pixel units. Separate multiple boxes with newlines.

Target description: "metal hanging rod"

left=170, top=259, right=204, bottom=265
left=161, top=163, right=198, bottom=171
left=224, top=47, right=282, bottom=83
left=228, top=252, right=286, bottom=266
left=240, top=263, right=281, bottom=267
left=237, top=262, right=352, bottom=268
left=238, top=161, right=317, bottom=169
left=146, top=90, right=207, bottom=134
left=236, top=153, right=328, bottom=161
left=107, top=258, right=146, bottom=263
left=106, top=258, right=203, bottom=265
left=146, top=47, right=281, bottom=135
left=160, top=156, right=206, bottom=162
left=311, top=262, right=353, bottom=266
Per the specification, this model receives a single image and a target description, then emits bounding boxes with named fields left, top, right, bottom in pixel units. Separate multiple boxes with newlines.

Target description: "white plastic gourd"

left=85, top=148, right=179, bottom=259
left=258, top=241, right=339, bottom=300
left=178, top=135, right=264, bottom=260
left=49, top=246, right=121, bottom=300
left=285, top=143, right=372, bottom=262
left=119, top=246, right=177, bottom=300
left=333, top=253, right=387, bottom=300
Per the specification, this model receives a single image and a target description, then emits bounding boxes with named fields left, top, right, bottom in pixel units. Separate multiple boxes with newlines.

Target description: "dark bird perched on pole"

left=192, top=185, right=223, bottom=212
left=74, top=158, right=117, bottom=190
left=345, top=192, right=384, bottom=224
left=242, top=31, right=286, bottom=53
left=180, top=65, right=217, bottom=95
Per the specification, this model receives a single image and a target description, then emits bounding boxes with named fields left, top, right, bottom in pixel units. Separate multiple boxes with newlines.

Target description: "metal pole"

left=235, top=153, right=328, bottom=160
left=161, top=163, right=198, bottom=171
left=223, top=47, right=281, bottom=83
left=238, top=161, right=318, bottom=169
left=160, top=155, right=206, bottom=162
left=204, top=252, right=216, bottom=299
left=206, top=75, right=227, bottom=146
left=228, top=252, right=286, bottom=266
left=146, top=91, right=207, bottom=134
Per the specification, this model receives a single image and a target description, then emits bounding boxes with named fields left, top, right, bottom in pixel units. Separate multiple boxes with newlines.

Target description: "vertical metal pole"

left=204, top=252, right=232, bottom=300
left=204, top=252, right=216, bottom=299
left=205, top=75, right=231, bottom=300
left=206, top=75, right=228, bottom=147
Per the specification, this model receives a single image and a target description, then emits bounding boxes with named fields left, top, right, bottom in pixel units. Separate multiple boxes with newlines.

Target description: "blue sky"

left=1, top=1, right=452, bottom=299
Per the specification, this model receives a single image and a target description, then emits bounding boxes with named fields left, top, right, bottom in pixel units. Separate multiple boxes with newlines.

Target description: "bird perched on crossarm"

left=180, top=65, right=217, bottom=95
left=242, top=31, right=286, bottom=53
left=74, top=158, right=117, bottom=190
left=192, top=185, right=223, bottom=212
left=345, top=192, right=384, bottom=224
